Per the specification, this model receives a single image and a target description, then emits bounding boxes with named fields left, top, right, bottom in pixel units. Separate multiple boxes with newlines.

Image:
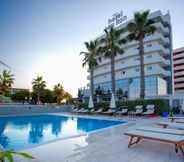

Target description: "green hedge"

left=77, top=102, right=88, bottom=109
left=116, top=99, right=170, bottom=115
left=95, top=101, right=109, bottom=111
left=0, top=95, right=12, bottom=103
left=77, top=99, right=170, bottom=115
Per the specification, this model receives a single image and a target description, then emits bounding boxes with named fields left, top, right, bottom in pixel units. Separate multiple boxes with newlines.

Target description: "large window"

left=94, top=76, right=167, bottom=98
left=116, top=79, right=129, bottom=92
left=94, top=82, right=111, bottom=91
left=129, top=76, right=166, bottom=98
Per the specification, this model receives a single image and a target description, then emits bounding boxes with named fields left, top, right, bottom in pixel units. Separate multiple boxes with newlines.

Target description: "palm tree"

left=53, top=83, right=65, bottom=104
left=126, top=10, right=156, bottom=99
left=80, top=40, right=101, bottom=100
left=0, top=70, right=14, bottom=95
left=101, top=27, right=126, bottom=96
left=0, top=150, right=34, bottom=162
left=32, top=76, right=46, bottom=104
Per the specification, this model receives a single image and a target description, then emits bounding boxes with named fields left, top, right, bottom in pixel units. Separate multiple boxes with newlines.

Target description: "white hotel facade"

left=81, top=10, right=173, bottom=100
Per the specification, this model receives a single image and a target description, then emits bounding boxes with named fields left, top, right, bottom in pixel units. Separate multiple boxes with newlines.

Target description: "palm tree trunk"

left=111, top=53, right=116, bottom=96
left=37, top=93, right=40, bottom=104
left=139, top=36, right=145, bottom=99
left=90, top=69, right=94, bottom=100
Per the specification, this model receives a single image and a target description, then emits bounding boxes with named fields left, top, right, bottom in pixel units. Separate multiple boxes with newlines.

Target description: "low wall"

left=0, top=104, right=72, bottom=115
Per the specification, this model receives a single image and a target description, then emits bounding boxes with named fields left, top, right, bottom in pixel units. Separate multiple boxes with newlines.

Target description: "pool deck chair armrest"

left=124, top=129, right=184, bottom=155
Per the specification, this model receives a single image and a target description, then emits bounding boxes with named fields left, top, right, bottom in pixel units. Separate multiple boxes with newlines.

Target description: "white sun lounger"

left=143, top=104, right=155, bottom=115
left=116, top=108, right=128, bottom=115
left=124, top=129, right=184, bottom=155
left=72, top=108, right=79, bottom=112
left=134, top=105, right=143, bottom=115
left=77, top=108, right=85, bottom=113
left=137, top=126, right=184, bottom=135
left=157, top=122, right=184, bottom=129
left=80, top=109, right=89, bottom=113
left=169, top=117, right=184, bottom=123
left=101, top=108, right=117, bottom=115
left=93, top=108, right=103, bottom=114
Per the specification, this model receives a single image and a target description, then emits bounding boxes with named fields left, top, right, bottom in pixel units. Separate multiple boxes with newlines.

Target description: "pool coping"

left=0, top=113, right=131, bottom=151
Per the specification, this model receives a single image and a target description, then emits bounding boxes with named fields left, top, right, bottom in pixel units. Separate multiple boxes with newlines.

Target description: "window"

left=122, top=71, right=126, bottom=75
left=135, top=68, right=139, bottom=72
left=147, top=44, right=152, bottom=47
left=134, top=57, right=140, bottom=61
left=146, top=55, right=152, bottom=58
left=147, top=66, right=152, bottom=70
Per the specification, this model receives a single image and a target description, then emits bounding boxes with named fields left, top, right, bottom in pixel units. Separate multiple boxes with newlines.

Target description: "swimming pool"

left=0, top=114, right=126, bottom=150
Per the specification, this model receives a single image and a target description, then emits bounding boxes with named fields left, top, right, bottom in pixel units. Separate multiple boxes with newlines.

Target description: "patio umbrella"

left=110, top=93, right=116, bottom=108
left=88, top=96, right=94, bottom=108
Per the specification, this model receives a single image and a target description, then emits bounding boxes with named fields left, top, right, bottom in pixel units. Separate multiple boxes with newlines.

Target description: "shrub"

left=76, top=98, right=170, bottom=115
left=117, top=99, right=170, bottom=115
left=95, top=101, right=109, bottom=111
left=0, top=95, right=12, bottom=103
left=77, top=102, right=88, bottom=109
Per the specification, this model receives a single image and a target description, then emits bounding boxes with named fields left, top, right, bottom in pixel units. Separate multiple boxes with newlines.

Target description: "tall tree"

left=0, top=70, right=14, bottom=96
left=32, top=76, right=46, bottom=104
left=80, top=40, right=100, bottom=100
left=63, top=92, right=73, bottom=103
left=101, top=27, right=126, bottom=96
left=53, top=83, right=65, bottom=104
left=11, top=90, right=30, bottom=103
left=126, top=10, right=156, bottom=98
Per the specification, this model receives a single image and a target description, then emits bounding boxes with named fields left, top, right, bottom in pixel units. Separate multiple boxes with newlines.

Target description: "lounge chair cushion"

left=125, top=129, right=184, bottom=143
left=137, top=126, right=184, bottom=135
left=157, top=122, right=184, bottom=130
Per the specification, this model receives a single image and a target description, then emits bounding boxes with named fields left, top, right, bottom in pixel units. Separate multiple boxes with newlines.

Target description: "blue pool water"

left=0, top=115, right=125, bottom=150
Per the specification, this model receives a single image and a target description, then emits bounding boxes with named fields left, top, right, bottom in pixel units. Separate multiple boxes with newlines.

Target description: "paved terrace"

left=14, top=115, right=183, bottom=162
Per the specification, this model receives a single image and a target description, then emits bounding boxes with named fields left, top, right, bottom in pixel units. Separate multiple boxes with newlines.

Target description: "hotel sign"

left=107, top=11, right=127, bottom=28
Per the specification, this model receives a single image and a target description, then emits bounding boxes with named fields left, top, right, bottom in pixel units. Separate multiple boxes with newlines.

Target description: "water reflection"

left=51, top=116, right=67, bottom=136
left=0, top=120, right=9, bottom=148
left=0, top=115, right=124, bottom=149
left=29, top=122, right=44, bottom=143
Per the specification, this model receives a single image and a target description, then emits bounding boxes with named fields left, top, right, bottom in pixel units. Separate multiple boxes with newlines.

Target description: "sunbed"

left=157, top=121, right=184, bottom=129
left=134, top=105, right=143, bottom=115
left=116, top=108, right=128, bottom=115
left=79, top=109, right=89, bottom=113
left=101, top=108, right=117, bottom=115
left=169, top=117, right=184, bottom=123
left=137, top=126, right=184, bottom=135
left=76, top=108, right=85, bottom=113
left=93, top=108, right=103, bottom=114
left=143, top=104, right=155, bottom=115
left=89, top=108, right=95, bottom=113
left=72, top=108, right=79, bottom=112
left=124, top=129, right=184, bottom=155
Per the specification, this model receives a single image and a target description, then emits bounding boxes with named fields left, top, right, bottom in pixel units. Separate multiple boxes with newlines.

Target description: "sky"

left=0, top=0, right=183, bottom=97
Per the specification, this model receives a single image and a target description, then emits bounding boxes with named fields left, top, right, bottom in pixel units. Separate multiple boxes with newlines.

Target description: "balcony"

left=145, top=33, right=170, bottom=45
left=92, top=52, right=170, bottom=77
left=153, top=22, right=170, bottom=35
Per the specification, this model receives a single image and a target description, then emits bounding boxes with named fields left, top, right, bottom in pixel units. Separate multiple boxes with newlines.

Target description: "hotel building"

left=173, top=47, right=184, bottom=93
left=81, top=10, right=173, bottom=100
